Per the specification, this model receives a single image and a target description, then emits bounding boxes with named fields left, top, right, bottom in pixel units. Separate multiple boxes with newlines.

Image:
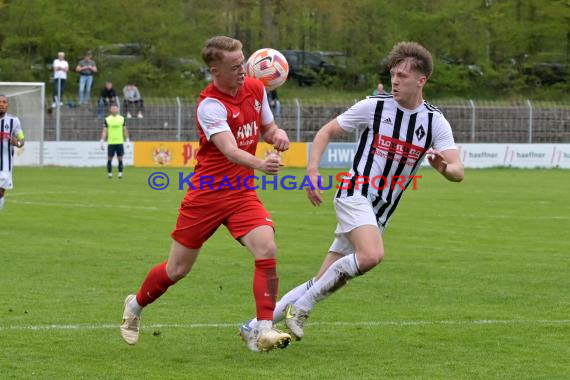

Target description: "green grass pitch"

left=0, top=167, right=569, bottom=379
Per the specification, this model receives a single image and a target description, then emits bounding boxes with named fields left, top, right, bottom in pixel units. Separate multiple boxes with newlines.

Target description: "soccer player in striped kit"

left=120, top=36, right=292, bottom=352
left=273, top=42, right=464, bottom=341
left=0, top=95, right=25, bottom=212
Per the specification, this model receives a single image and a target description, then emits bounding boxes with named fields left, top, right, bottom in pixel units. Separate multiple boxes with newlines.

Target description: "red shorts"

left=171, top=194, right=274, bottom=249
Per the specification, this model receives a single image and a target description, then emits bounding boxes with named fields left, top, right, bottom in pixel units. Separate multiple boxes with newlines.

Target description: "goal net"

left=0, top=82, right=45, bottom=165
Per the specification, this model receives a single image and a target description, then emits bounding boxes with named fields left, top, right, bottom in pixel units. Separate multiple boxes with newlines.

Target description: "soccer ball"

left=246, top=48, right=289, bottom=91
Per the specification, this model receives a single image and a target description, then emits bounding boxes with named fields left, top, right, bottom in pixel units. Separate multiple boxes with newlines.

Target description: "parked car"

left=282, top=50, right=345, bottom=85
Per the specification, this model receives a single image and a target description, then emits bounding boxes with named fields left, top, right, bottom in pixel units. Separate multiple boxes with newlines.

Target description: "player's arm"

left=306, top=119, right=347, bottom=206
left=123, top=123, right=131, bottom=147
left=427, top=148, right=464, bottom=182
left=260, top=120, right=289, bottom=152
left=10, top=119, right=25, bottom=148
left=100, top=123, right=107, bottom=150
left=306, top=99, right=370, bottom=206
left=11, top=131, right=25, bottom=148
left=428, top=116, right=464, bottom=182
left=211, top=132, right=280, bottom=175
left=259, top=90, right=289, bottom=151
left=100, top=125, right=107, bottom=141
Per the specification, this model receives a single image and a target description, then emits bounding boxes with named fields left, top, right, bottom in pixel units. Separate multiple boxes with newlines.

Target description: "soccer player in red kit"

left=120, top=36, right=292, bottom=352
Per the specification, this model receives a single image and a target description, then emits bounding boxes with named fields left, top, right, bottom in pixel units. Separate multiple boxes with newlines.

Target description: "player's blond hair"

left=201, top=36, right=243, bottom=66
left=387, top=41, right=433, bottom=78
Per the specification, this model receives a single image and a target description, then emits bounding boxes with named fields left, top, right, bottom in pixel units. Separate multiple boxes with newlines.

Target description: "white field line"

left=1, top=319, right=569, bottom=332
left=10, top=191, right=85, bottom=197
left=9, top=200, right=161, bottom=211
left=10, top=190, right=143, bottom=196
left=401, top=213, right=570, bottom=221
left=461, top=214, right=570, bottom=220
left=9, top=199, right=570, bottom=220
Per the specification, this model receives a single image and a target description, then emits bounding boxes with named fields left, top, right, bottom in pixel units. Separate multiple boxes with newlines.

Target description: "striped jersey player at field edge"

left=0, top=94, right=25, bottom=212
left=243, top=41, right=465, bottom=341
left=120, top=36, right=292, bottom=352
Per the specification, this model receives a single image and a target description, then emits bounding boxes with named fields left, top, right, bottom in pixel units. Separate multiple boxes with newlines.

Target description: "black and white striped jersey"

left=0, top=113, right=23, bottom=172
left=335, top=94, right=456, bottom=228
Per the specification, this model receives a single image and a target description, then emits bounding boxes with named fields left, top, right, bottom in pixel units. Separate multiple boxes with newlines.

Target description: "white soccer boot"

left=284, top=304, right=309, bottom=341
left=239, top=319, right=260, bottom=352
left=120, top=294, right=140, bottom=345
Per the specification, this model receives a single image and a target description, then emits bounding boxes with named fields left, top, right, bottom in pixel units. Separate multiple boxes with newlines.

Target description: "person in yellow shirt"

left=100, top=104, right=130, bottom=179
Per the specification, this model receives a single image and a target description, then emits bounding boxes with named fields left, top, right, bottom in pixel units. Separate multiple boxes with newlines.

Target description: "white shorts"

left=328, top=195, right=383, bottom=256
left=0, top=171, right=13, bottom=190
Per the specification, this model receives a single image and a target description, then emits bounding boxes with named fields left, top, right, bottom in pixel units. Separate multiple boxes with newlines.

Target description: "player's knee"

left=167, top=262, right=192, bottom=282
left=255, top=239, right=277, bottom=259
left=357, top=247, right=384, bottom=272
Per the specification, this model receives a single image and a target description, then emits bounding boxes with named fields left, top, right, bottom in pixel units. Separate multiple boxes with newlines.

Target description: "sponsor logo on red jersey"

left=236, top=121, right=258, bottom=147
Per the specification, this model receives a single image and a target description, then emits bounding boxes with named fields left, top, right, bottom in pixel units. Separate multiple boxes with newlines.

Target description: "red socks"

left=253, top=258, right=278, bottom=320
left=134, top=259, right=278, bottom=319
left=136, top=261, right=176, bottom=307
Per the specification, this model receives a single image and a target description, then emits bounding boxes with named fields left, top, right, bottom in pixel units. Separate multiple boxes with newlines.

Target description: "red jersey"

left=188, top=77, right=268, bottom=200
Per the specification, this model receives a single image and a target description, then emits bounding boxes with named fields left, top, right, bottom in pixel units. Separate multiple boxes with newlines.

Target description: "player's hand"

left=306, top=169, right=323, bottom=207
left=427, top=149, right=448, bottom=173
left=11, top=136, right=23, bottom=148
left=125, top=138, right=131, bottom=149
left=260, top=153, right=281, bottom=176
left=272, top=129, right=290, bottom=152
left=100, top=139, right=106, bottom=151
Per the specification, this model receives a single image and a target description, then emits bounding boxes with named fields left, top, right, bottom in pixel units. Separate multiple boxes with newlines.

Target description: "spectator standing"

left=372, top=81, right=387, bottom=95
left=52, top=52, right=69, bottom=108
left=76, top=51, right=97, bottom=104
left=268, top=89, right=281, bottom=117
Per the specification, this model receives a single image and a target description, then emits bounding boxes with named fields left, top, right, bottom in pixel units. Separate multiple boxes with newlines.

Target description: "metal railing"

left=46, top=98, right=570, bottom=143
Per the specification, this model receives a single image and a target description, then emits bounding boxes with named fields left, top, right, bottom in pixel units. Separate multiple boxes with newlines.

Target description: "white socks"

left=0, top=197, right=4, bottom=211
left=247, top=254, right=362, bottom=324
left=127, top=296, right=143, bottom=316
left=257, top=319, right=272, bottom=332
left=294, top=254, right=361, bottom=313
left=273, top=278, right=315, bottom=322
